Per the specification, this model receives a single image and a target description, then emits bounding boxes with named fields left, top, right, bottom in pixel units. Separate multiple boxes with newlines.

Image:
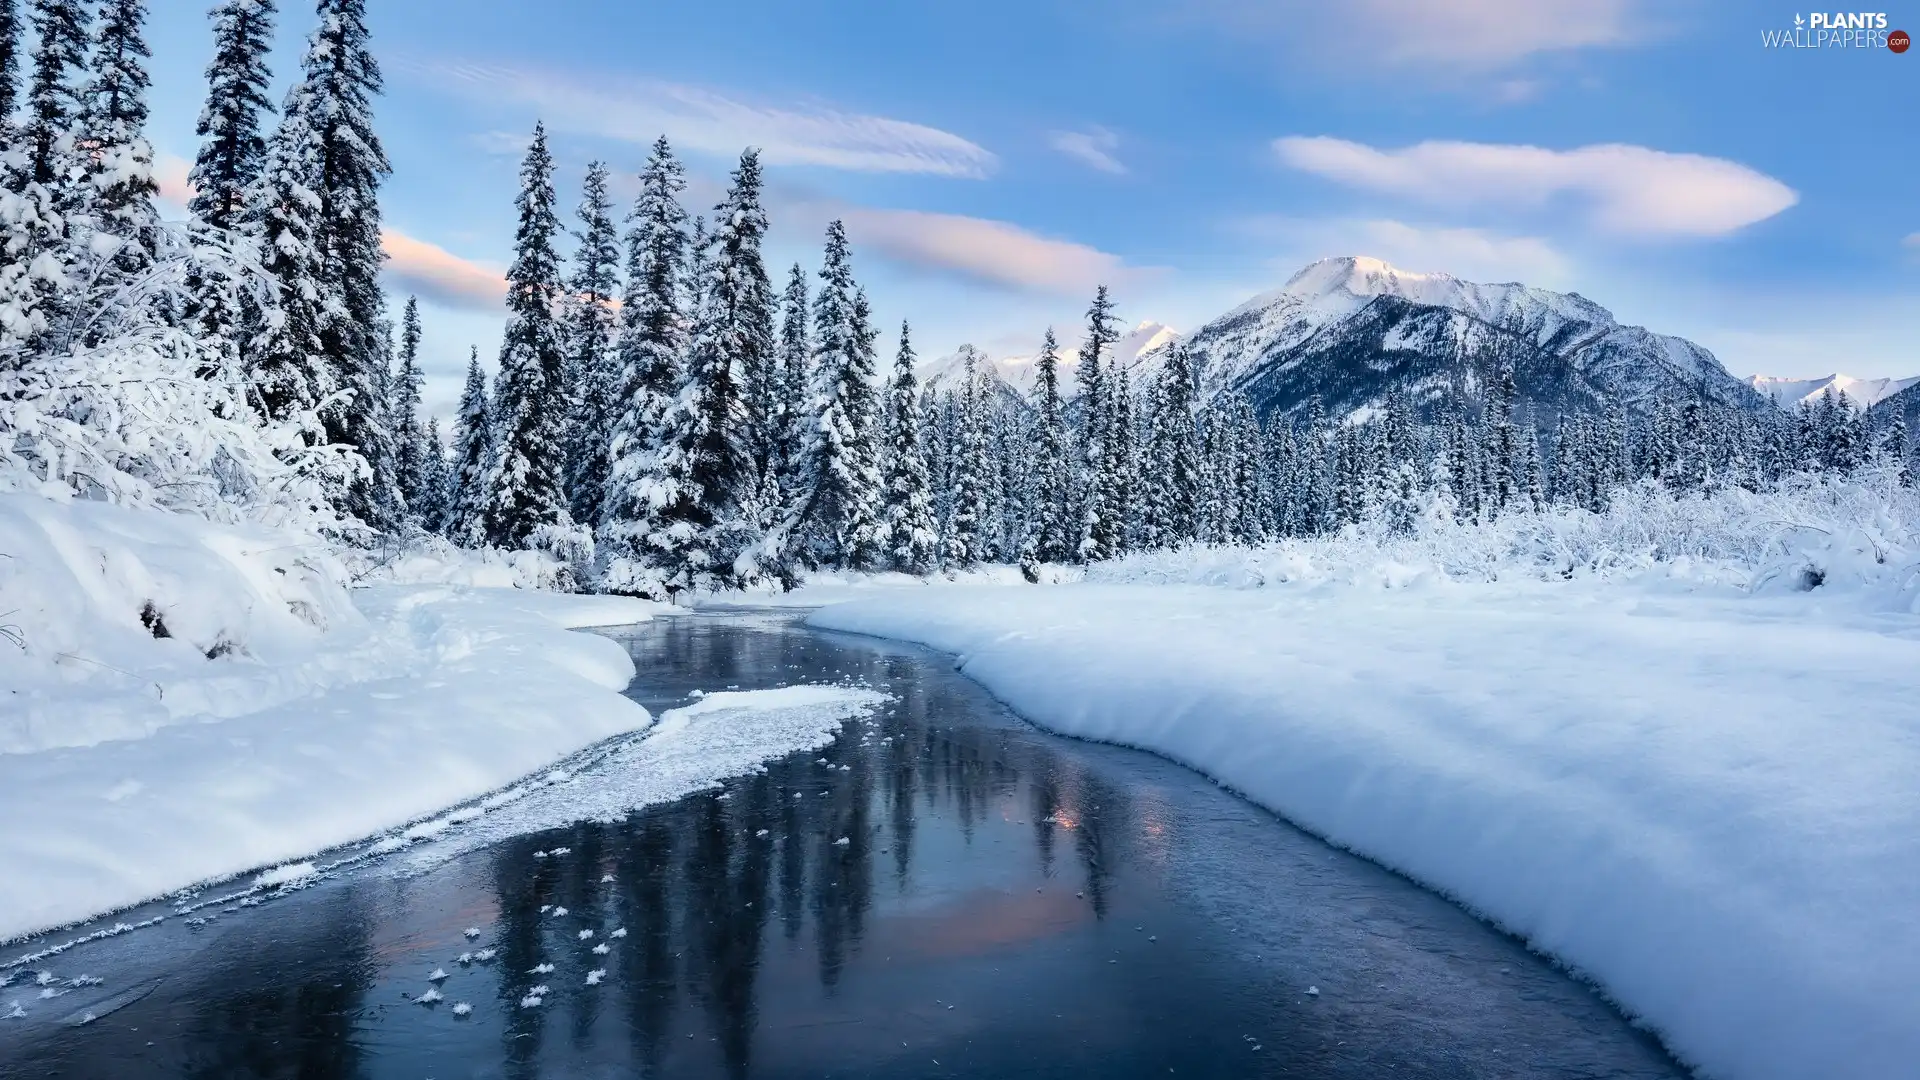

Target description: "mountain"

left=1746, top=374, right=1920, bottom=412
left=1174, top=256, right=1761, bottom=423
left=919, top=320, right=1182, bottom=397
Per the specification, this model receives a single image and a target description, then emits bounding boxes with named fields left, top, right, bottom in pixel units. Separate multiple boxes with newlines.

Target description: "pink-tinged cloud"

left=155, top=151, right=195, bottom=212
left=1274, top=136, right=1797, bottom=238
left=841, top=208, right=1148, bottom=296
left=380, top=229, right=507, bottom=311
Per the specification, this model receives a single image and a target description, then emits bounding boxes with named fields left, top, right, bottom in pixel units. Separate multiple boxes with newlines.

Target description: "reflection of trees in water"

left=485, top=621, right=1144, bottom=1073
left=174, top=890, right=375, bottom=1080
left=619, top=817, right=678, bottom=1075
left=491, top=840, right=553, bottom=1080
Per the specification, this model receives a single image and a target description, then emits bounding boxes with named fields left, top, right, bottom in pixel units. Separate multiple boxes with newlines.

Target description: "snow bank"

left=810, top=582, right=1920, bottom=1080
left=0, top=494, right=663, bottom=942
left=692, top=562, right=1057, bottom=609
left=1093, top=471, right=1920, bottom=608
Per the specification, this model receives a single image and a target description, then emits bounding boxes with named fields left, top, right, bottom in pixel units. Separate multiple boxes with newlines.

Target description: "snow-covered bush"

left=1091, top=467, right=1920, bottom=605
left=0, top=204, right=359, bottom=534
left=339, top=530, right=576, bottom=591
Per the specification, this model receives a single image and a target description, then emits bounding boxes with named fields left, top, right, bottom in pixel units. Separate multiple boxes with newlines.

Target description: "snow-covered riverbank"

left=809, top=578, right=1920, bottom=1080
left=0, top=496, right=663, bottom=943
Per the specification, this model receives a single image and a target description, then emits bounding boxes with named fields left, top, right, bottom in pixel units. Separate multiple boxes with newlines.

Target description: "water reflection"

left=1, top=613, right=1687, bottom=1080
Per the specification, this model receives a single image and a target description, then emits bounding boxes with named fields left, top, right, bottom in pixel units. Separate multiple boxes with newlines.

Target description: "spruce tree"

left=188, top=0, right=276, bottom=371
left=1072, top=286, right=1117, bottom=559
left=244, top=79, right=331, bottom=428
left=448, top=347, right=491, bottom=545
left=23, top=0, right=89, bottom=194
left=1105, top=361, right=1136, bottom=554
left=882, top=321, right=937, bottom=574
left=1147, top=344, right=1201, bottom=545
left=564, top=160, right=621, bottom=526
left=775, top=262, right=813, bottom=496
left=1022, top=328, right=1068, bottom=562
left=416, top=414, right=451, bottom=532
left=480, top=123, right=572, bottom=548
left=294, top=0, right=393, bottom=525
left=190, top=0, right=275, bottom=232
left=0, top=1, right=19, bottom=143
left=83, top=0, right=157, bottom=247
left=944, top=347, right=987, bottom=570
left=599, top=137, right=688, bottom=585
left=390, top=295, right=429, bottom=519
left=643, top=151, right=766, bottom=592
left=797, top=220, right=885, bottom=569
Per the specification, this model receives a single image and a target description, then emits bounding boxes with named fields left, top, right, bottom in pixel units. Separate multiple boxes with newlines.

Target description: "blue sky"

left=140, top=0, right=1918, bottom=416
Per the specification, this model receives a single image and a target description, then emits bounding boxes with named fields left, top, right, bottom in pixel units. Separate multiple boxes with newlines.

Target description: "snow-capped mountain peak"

left=1745, top=373, right=1920, bottom=412
left=1182, top=256, right=1756, bottom=419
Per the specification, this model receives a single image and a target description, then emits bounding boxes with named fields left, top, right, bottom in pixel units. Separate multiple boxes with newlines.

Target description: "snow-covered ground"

left=809, top=574, right=1920, bottom=1080
left=0, top=495, right=664, bottom=943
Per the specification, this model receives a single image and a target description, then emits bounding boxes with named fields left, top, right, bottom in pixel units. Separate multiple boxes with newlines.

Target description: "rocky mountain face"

left=1171, top=257, right=1762, bottom=423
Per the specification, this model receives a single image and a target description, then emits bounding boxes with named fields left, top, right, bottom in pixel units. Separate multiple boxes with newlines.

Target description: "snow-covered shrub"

left=339, top=531, right=575, bottom=591
left=1091, top=468, right=1920, bottom=605
left=0, top=198, right=357, bottom=534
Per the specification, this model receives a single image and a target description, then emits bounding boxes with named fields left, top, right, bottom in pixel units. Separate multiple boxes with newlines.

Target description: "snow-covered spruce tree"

left=190, top=0, right=274, bottom=232
left=21, top=0, right=88, bottom=197
left=942, top=346, right=987, bottom=570
left=479, top=123, right=573, bottom=550
left=1074, top=285, right=1117, bottom=561
left=187, top=0, right=275, bottom=368
left=446, top=347, right=490, bottom=544
left=597, top=136, right=688, bottom=595
left=794, top=219, right=885, bottom=571
left=0, top=0, right=18, bottom=142
left=82, top=0, right=158, bottom=263
left=641, top=150, right=769, bottom=594
left=1146, top=343, right=1200, bottom=547
left=563, top=160, right=621, bottom=527
left=415, top=414, right=451, bottom=531
left=1105, top=360, right=1136, bottom=554
left=1028, top=327, right=1072, bottom=563
left=881, top=321, right=936, bottom=574
left=5, top=0, right=88, bottom=351
left=244, top=78, right=331, bottom=429
left=389, top=294, right=430, bottom=520
left=292, top=0, right=395, bottom=527
left=774, top=262, right=812, bottom=499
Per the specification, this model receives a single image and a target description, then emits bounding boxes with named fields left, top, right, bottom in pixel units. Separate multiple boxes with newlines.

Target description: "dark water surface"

left=2, top=612, right=1687, bottom=1079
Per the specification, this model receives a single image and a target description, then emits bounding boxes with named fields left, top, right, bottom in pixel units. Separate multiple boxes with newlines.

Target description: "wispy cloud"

left=1904, top=232, right=1920, bottom=249
left=380, top=229, right=507, bottom=311
left=405, top=59, right=997, bottom=178
left=840, top=208, right=1150, bottom=295
left=1049, top=127, right=1126, bottom=174
left=1190, top=0, right=1648, bottom=74
left=1274, top=136, right=1797, bottom=238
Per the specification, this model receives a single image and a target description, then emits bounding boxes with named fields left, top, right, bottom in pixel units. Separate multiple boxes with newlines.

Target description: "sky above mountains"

left=138, top=0, right=1917, bottom=415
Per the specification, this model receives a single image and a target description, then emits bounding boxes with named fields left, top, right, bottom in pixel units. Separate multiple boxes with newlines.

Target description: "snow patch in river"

left=383, top=685, right=887, bottom=874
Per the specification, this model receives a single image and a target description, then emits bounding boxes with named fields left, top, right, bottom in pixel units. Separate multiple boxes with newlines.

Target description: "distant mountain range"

left=1745, top=374, right=1920, bottom=411
left=922, top=256, right=1915, bottom=425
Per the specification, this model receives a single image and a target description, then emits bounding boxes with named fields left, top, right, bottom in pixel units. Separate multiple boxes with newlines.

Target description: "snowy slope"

left=810, top=580, right=1920, bottom=1080
left=1179, top=256, right=1758, bottom=420
left=0, top=494, right=665, bottom=942
left=1746, top=372, right=1920, bottom=410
